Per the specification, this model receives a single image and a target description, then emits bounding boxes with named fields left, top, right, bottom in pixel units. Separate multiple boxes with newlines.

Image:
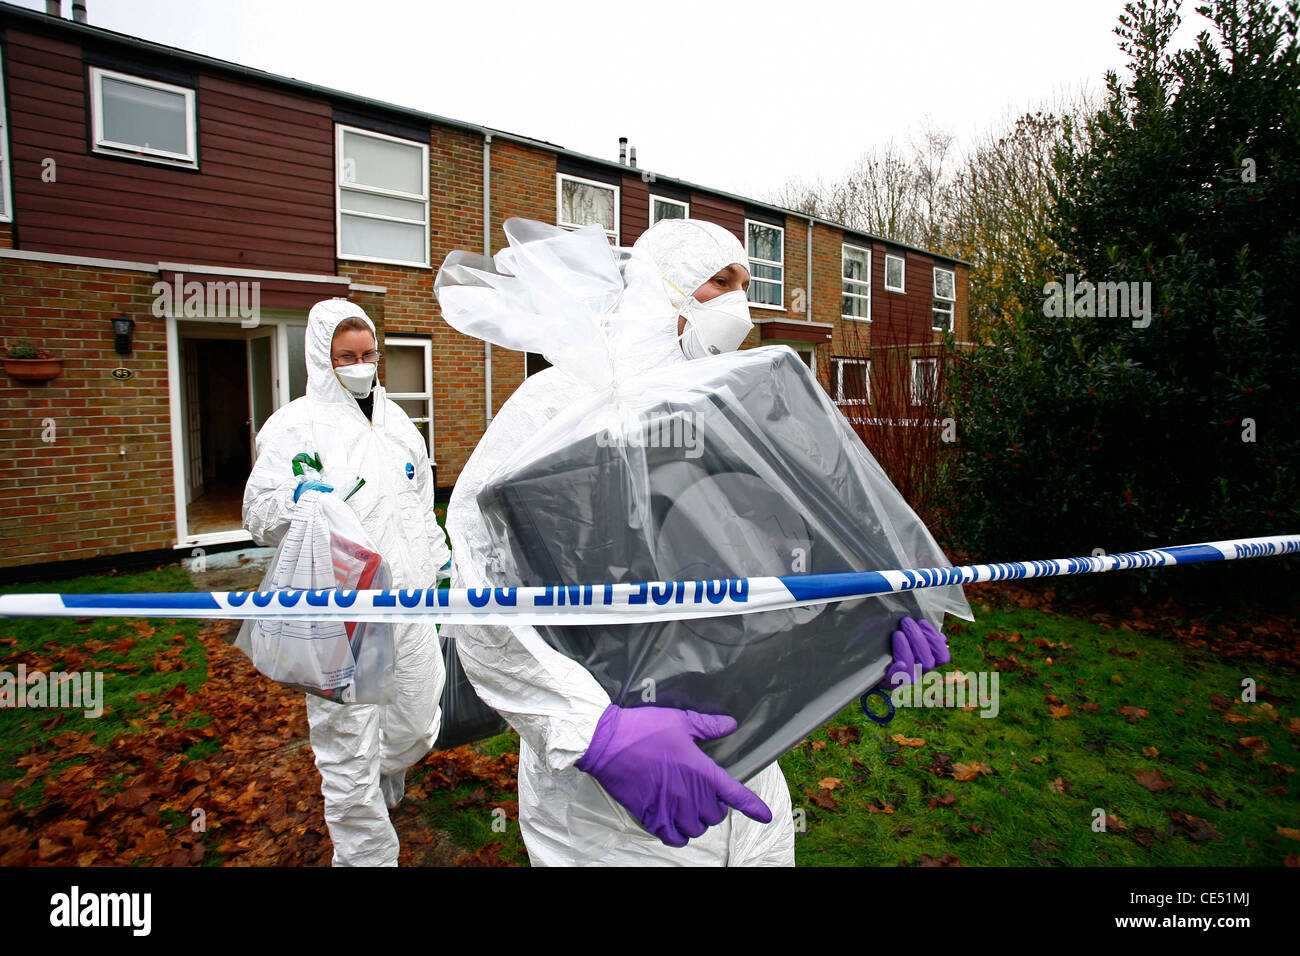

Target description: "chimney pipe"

left=45, top=0, right=61, bottom=16
left=72, top=0, right=87, bottom=23
left=629, top=146, right=637, bottom=169
left=618, top=137, right=627, bottom=166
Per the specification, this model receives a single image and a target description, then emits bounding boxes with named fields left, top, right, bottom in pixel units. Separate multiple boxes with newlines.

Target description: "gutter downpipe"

left=806, top=215, right=813, bottom=324
left=482, top=132, right=493, bottom=426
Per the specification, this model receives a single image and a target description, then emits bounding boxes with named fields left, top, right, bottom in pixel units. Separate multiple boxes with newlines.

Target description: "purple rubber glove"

left=576, top=703, right=772, bottom=847
left=884, top=616, right=952, bottom=687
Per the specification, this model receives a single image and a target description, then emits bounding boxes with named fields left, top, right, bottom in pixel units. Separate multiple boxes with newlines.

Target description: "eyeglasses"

left=332, top=350, right=382, bottom=366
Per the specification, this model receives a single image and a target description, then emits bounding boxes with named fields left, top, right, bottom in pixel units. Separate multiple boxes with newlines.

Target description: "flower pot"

left=3, top=357, right=63, bottom=382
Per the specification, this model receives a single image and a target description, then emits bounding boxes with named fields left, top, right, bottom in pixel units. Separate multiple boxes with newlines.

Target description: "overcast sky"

left=12, top=0, right=1212, bottom=200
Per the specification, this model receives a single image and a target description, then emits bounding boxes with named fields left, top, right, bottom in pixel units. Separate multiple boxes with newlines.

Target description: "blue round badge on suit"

left=405, top=462, right=415, bottom=480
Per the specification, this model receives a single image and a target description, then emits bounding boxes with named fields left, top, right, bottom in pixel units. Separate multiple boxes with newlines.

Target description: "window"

left=650, top=195, right=688, bottom=224
left=746, top=220, right=784, bottom=308
left=885, top=253, right=905, bottom=293
left=911, top=357, right=938, bottom=406
left=336, top=125, right=430, bottom=267
left=89, top=67, right=197, bottom=168
left=833, top=357, right=869, bottom=405
left=384, top=336, right=434, bottom=457
left=557, top=174, right=619, bottom=242
left=842, top=244, right=871, bottom=321
left=794, top=345, right=816, bottom=375
left=933, top=267, right=956, bottom=332
left=525, top=352, right=552, bottom=377
left=0, top=48, right=11, bottom=222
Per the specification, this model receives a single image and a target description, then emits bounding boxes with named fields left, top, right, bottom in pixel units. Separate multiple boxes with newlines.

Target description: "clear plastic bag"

left=437, top=219, right=972, bottom=779
left=235, top=489, right=396, bottom=704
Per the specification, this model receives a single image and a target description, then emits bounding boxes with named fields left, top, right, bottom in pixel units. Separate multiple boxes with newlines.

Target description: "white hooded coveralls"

left=242, top=298, right=448, bottom=867
left=444, top=219, right=796, bottom=866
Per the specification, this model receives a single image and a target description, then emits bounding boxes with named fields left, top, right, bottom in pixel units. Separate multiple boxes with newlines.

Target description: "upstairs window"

left=933, top=267, right=956, bottom=332
left=746, top=220, right=784, bottom=308
left=89, top=67, right=197, bottom=169
left=842, top=244, right=871, bottom=321
left=651, top=195, right=688, bottom=223
left=885, top=253, right=906, bottom=293
left=337, top=125, right=430, bottom=268
left=558, top=174, right=619, bottom=242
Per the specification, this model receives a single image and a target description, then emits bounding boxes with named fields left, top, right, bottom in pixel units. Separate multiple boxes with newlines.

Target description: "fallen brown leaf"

left=1134, top=769, right=1175, bottom=792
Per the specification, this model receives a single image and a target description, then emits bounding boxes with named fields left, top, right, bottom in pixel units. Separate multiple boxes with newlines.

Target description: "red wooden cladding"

left=158, top=270, right=349, bottom=311
left=620, top=173, right=649, bottom=245
left=4, top=27, right=339, bottom=275
left=866, top=245, right=942, bottom=346
left=688, top=191, right=745, bottom=241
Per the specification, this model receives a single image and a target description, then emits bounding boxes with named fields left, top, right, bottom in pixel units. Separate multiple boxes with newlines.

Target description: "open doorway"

left=179, top=324, right=279, bottom=536
left=182, top=336, right=249, bottom=534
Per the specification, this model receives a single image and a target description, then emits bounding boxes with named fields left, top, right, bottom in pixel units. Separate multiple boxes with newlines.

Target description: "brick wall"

left=0, top=260, right=172, bottom=568
left=484, top=138, right=554, bottom=456
left=336, top=131, right=558, bottom=494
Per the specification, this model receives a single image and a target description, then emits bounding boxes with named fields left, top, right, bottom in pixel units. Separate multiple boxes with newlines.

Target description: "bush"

left=946, top=0, right=1300, bottom=605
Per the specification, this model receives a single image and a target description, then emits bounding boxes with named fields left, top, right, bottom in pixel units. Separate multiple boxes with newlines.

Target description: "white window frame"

left=745, top=219, right=785, bottom=310
left=0, top=47, right=12, bottom=223
left=841, top=243, right=871, bottom=322
left=556, top=173, right=620, bottom=242
left=650, top=195, right=689, bottom=224
left=834, top=357, right=869, bottom=406
left=89, top=66, right=198, bottom=169
left=932, top=266, right=956, bottom=332
left=383, top=335, right=435, bottom=461
left=885, top=253, right=906, bottom=293
left=335, top=124, right=430, bottom=268
left=911, top=356, right=938, bottom=405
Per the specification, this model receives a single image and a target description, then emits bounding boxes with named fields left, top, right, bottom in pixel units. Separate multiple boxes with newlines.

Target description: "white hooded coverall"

left=444, top=219, right=796, bottom=866
left=242, top=298, right=448, bottom=867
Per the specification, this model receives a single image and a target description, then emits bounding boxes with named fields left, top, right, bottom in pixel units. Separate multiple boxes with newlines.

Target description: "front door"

left=246, top=327, right=276, bottom=464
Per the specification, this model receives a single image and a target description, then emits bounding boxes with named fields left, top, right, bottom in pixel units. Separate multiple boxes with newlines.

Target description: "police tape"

left=1, top=534, right=1296, bottom=625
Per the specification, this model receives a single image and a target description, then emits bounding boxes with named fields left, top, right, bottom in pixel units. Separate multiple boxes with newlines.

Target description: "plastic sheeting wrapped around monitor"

left=474, top=345, right=972, bottom=782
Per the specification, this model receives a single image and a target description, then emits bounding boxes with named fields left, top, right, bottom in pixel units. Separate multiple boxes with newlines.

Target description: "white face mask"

left=678, top=289, right=753, bottom=360
left=334, top=363, right=377, bottom=398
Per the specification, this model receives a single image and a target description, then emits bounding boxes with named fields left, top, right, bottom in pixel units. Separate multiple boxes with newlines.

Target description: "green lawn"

left=416, top=600, right=1300, bottom=866
left=0, top=566, right=208, bottom=807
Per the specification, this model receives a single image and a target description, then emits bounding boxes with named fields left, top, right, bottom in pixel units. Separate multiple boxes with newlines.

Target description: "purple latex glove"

left=576, top=703, right=772, bottom=847
left=884, top=616, right=952, bottom=687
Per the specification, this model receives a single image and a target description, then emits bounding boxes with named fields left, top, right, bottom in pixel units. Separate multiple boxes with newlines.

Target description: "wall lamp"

left=112, top=313, right=135, bottom=356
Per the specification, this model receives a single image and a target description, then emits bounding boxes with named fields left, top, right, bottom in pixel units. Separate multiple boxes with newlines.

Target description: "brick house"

left=0, top=3, right=969, bottom=576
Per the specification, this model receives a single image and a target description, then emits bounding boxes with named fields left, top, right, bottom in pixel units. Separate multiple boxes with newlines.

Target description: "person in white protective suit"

left=444, top=219, right=796, bottom=866
left=242, top=298, right=448, bottom=867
